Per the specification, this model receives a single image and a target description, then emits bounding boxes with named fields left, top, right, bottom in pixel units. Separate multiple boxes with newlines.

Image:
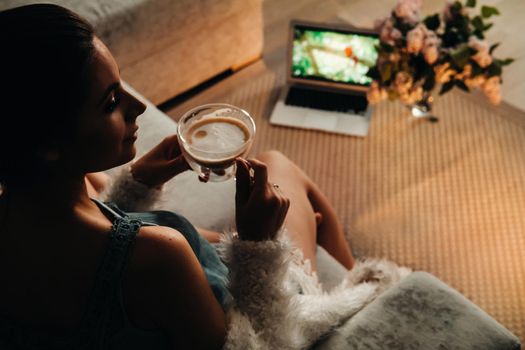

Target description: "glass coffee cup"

left=177, top=103, right=256, bottom=182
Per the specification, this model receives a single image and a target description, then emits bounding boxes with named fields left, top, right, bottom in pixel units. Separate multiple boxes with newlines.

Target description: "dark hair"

left=0, top=4, right=95, bottom=186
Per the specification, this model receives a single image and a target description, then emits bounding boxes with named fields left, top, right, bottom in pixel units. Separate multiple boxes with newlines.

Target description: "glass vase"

left=407, top=93, right=438, bottom=122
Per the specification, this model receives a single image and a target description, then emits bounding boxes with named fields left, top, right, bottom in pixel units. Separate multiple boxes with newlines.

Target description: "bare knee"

left=255, top=150, right=311, bottom=188
left=255, top=150, right=303, bottom=175
left=255, top=150, right=288, bottom=164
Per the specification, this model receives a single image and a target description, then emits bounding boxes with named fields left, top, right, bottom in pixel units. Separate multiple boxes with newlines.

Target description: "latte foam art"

left=186, top=118, right=248, bottom=153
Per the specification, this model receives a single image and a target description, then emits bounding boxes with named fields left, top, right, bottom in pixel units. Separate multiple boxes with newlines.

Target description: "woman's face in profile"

left=64, top=37, right=146, bottom=174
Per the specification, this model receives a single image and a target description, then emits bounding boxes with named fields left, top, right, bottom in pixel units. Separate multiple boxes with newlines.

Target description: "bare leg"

left=255, top=151, right=354, bottom=271
left=306, top=181, right=355, bottom=269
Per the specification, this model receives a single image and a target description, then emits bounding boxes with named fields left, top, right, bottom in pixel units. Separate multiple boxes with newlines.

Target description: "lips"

left=124, top=127, right=139, bottom=142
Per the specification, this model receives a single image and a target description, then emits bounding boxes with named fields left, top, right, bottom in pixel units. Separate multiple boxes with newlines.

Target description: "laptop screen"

left=290, top=23, right=379, bottom=88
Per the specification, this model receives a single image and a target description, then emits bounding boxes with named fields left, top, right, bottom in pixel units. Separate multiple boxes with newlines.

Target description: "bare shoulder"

left=123, top=225, right=227, bottom=349
left=132, top=225, right=190, bottom=264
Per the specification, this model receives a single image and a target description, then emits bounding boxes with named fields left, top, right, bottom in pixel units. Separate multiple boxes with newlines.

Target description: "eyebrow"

left=98, top=81, right=121, bottom=106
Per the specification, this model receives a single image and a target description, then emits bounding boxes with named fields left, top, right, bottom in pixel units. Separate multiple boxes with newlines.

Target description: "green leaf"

left=423, top=74, right=436, bottom=92
left=483, top=23, right=493, bottom=31
left=380, top=43, right=394, bottom=53
left=470, top=61, right=483, bottom=76
left=471, top=16, right=484, bottom=30
left=424, top=14, right=441, bottom=31
left=440, top=80, right=455, bottom=95
left=473, top=30, right=485, bottom=39
left=497, top=58, right=515, bottom=66
left=380, top=63, right=393, bottom=83
left=489, top=43, right=500, bottom=54
left=455, top=80, right=470, bottom=92
left=481, top=6, right=500, bottom=18
left=466, top=0, right=476, bottom=7
left=450, top=45, right=472, bottom=67
left=487, top=61, right=502, bottom=76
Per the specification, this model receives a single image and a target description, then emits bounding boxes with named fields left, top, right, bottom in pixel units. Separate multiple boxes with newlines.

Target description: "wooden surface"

left=163, top=0, right=525, bottom=342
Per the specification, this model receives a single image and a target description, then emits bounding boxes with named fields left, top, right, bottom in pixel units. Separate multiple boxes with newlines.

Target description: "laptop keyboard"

left=285, top=86, right=369, bottom=115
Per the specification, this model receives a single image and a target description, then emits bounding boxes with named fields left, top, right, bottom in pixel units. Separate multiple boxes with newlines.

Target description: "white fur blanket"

left=220, top=233, right=411, bottom=350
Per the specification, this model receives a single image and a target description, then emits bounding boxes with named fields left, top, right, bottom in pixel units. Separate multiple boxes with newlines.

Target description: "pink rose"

left=394, top=71, right=413, bottom=95
left=468, top=36, right=493, bottom=68
left=367, top=81, right=388, bottom=104
left=482, top=76, right=502, bottom=105
left=406, top=24, right=426, bottom=53
left=395, top=0, right=423, bottom=24
left=444, top=1, right=468, bottom=21
left=434, top=63, right=456, bottom=84
left=378, top=18, right=402, bottom=45
left=422, top=31, right=441, bottom=64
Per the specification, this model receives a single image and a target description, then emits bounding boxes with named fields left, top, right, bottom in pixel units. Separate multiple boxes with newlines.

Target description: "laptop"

left=269, top=20, right=379, bottom=137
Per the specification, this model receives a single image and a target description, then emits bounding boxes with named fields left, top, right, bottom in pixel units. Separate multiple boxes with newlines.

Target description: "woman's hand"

left=235, top=158, right=290, bottom=241
left=130, top=135, right=190, bottom=188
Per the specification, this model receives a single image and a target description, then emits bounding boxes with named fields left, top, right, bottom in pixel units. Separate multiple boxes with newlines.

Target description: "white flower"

left=468, top=36, right=493, bottom=68
left=367, top=81, right=388, bottom=104
left=395, top=0, right=423, bottom=24
left=434, top=62, right=456, bottom=84
left=482, top=76, right=502, bottom=105
left=406, top=24, right=426, bottom=53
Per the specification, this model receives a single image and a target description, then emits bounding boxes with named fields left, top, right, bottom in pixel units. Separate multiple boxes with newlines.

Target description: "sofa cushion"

left=313, top=272, right=521, bottom=350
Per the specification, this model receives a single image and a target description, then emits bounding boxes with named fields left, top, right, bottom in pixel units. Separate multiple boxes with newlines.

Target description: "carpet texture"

left=167, top=61, right=525, bottom=342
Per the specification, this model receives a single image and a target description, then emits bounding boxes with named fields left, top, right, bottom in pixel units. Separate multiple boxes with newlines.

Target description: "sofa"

left=0, top=0, right=263, bottom=105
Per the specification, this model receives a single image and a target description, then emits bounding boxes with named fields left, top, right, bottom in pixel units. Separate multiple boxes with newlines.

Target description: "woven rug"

left=166, top=61, right=525, bottom=342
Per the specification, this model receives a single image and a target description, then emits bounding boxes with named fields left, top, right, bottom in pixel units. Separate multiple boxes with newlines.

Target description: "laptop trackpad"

left=303, top=113, right=338, bottom=130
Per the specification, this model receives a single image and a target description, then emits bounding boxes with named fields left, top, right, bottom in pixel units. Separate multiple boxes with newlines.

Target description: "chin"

left=104, top=145, right=137, bottom=171
left=121, top=144, right=137, bottom=164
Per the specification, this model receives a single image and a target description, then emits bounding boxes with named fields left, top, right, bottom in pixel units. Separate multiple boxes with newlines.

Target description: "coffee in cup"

left=177, top=104, right=256, bottom=182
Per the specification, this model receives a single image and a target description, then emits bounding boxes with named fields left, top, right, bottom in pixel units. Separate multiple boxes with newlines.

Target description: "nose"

left=123, top=88, right=147, bottom=122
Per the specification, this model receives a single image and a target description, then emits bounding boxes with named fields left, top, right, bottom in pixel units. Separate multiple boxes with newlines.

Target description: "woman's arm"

left=101, top=135, right=189, bottom=211
left=125, top=225, right=227, bottom=349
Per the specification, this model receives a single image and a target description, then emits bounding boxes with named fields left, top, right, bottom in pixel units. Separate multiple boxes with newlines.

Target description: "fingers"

left=270, top=184, right=290, bottom=232
left=167, top=155, right=190, bottom=175
left=246, top=159, right=268, bottom=193
left=164, top=135, right=183, bottom=159
left=235, top=158, right=251, bottom=204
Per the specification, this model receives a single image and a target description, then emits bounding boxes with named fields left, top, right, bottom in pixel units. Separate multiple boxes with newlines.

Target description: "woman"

left=0, top=4, right=363, bottom=349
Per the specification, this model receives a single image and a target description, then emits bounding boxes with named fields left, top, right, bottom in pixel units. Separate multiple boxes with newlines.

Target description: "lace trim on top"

left=0, top=212, right=142, bottom=350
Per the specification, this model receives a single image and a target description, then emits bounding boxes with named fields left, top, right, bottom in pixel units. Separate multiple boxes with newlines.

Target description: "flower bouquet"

left=367, top=0, right=514, bottom=118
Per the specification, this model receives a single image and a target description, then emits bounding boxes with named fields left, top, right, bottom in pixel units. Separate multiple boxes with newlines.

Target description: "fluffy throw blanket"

left=220, top=233, right=411, bottom=350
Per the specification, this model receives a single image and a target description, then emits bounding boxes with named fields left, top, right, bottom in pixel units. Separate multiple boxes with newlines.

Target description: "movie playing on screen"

left=291, top=27, right=379, bottom=86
